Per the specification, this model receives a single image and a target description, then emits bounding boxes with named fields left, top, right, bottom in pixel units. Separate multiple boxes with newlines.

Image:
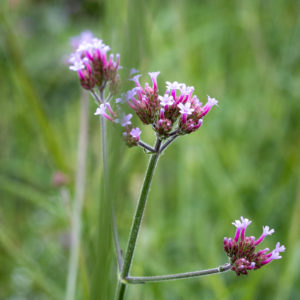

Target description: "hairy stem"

left=65, top=90, right=89, bottom=300
left=115, top=138, right=162, bottom=300
left=125, top=263, right=232, bottom=284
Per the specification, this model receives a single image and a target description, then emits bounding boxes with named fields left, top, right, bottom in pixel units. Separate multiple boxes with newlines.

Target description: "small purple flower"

left=130, top=127, right=141, bottom=140
left=254, top=226, right=275, bottom=246
left=130, top=68, right=139, bottom=76
left=119, top=114, right=133, bottom=127
left=69, top=54, right=85, bottom=71
left=177, top=102, right=194, bottom=115
left=274, top=242, right=286, bottom=253
left=224, top=217, right=285, bottom=276
left=94, top=104, right=106, bottom=115
left=166, top=81, right=182, bottom=90
left=179, top=84, right=194, bottom=96
left=159, top=95, right=174, bottom=107
left=94, top=104, right=114, bottom=122
left=200, top=95, right=218, bottom=117
left=148, top=71, right=160, bottom=90
left=232, top=216, right=251, bottom=242
left=130, top=74, right=142, bottom=88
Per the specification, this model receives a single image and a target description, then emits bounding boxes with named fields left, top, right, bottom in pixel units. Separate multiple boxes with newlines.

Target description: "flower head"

left=68, top=32, right=120, bottom=92
left=224, top=217, right=285, bottom=275
left=123, top=72, right=218, bottom=140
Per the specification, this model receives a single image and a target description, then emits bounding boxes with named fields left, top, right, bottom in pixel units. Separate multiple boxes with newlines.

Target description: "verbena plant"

left=67, top=32, right=285, bottom=300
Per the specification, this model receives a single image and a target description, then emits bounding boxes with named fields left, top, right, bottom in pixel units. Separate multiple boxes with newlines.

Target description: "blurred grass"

left=1, top=0, right=300, bottom=299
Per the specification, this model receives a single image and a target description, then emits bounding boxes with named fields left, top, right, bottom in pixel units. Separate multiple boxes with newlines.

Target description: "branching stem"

left=138, top=140, right=156, bottom=153
left=160, top=135, right=179, bottom=154
left=125, top=263, right=232, bottom=284
left=114, top=138, right=162, bottom=300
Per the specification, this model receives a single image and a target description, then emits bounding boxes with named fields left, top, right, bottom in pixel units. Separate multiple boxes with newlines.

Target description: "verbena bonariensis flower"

left=68, top=32, right=120, bottom=95
left=95, top=72, right=218, bottom=147
left=224, top=217, right=285, bottom=276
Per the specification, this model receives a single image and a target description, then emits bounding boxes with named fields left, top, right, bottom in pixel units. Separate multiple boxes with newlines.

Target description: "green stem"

left=125, top=263, right=232, bottom=284
left=115, top=138, right=162, bottom=300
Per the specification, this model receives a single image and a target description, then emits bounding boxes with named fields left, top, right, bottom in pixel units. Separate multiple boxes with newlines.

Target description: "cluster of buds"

left=125, top=73, right=218, bottom=138
left=69, top=31, right=120, bottom=94
left=93, top=71, right=218, bottom=148
left=224, top=217, right=285, bottom=276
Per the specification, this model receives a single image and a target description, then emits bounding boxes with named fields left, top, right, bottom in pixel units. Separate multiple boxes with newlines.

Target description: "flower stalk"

left=115, top=137, right=162, bottom=300
left=125, top=263, right=232, bottom=284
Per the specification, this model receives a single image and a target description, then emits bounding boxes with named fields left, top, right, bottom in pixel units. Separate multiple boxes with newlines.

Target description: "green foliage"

left=1, top=0, right=300, bottom=299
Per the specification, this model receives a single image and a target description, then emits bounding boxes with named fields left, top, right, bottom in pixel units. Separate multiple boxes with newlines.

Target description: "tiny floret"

left=232, top=216, right=252, bottom=229
left=270, top=251, right=282, bottom=260
left=159, top=95, right=174, bottom=107
left=274, top=242, right=286, bottom=253
left=207, top=95, right=218, bottom=107
left=94, top=104, right=106, bottom=116
left=69, top=54, right=85, bottom=71
left=166, top=81, right=182, bottom=90
left=130, top=128, right=141, bottom=139
left=120, top=114, right=133, bottom=127
left=178, top=102, right=194, bottom=115
left=130, top=68, right=139, bottom=76
left=130, top=74, right=142, bottom=85
left=232, top=219, right=243, bottom=229
left=263, top=226, right=275, bottom=236
left=148, top=71, right=160, bottom=80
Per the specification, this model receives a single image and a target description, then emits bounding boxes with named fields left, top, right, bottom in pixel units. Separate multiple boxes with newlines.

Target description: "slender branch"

left=65, top=90, right=89, bottom=300
left=90, top=89, right=102, bottom=104
left=115, top=138, right=162, bottom=300
left=160, top=135, right=179, bottom=154
left=99, top=81, right=107, bottom=100
left=138, top=140, right=156, bottom=153
left=168, top=129, right=179, bottom=136
left=125, top=263, right=232, bottom=284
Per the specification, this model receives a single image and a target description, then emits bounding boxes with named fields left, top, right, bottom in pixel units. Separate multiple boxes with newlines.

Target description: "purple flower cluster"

left=224, top=217, right=285, bottom=276
left=69, top=32, right=120, bottom=93
left=126, top=73, right=218, bottom=137
left=94, top=72, right=218, bottom=147
left=68, top=33, right=218, bottom=148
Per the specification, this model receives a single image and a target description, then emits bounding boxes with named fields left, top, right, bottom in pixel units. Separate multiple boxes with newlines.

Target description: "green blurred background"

left=1, top=0, right=300, bottom=299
